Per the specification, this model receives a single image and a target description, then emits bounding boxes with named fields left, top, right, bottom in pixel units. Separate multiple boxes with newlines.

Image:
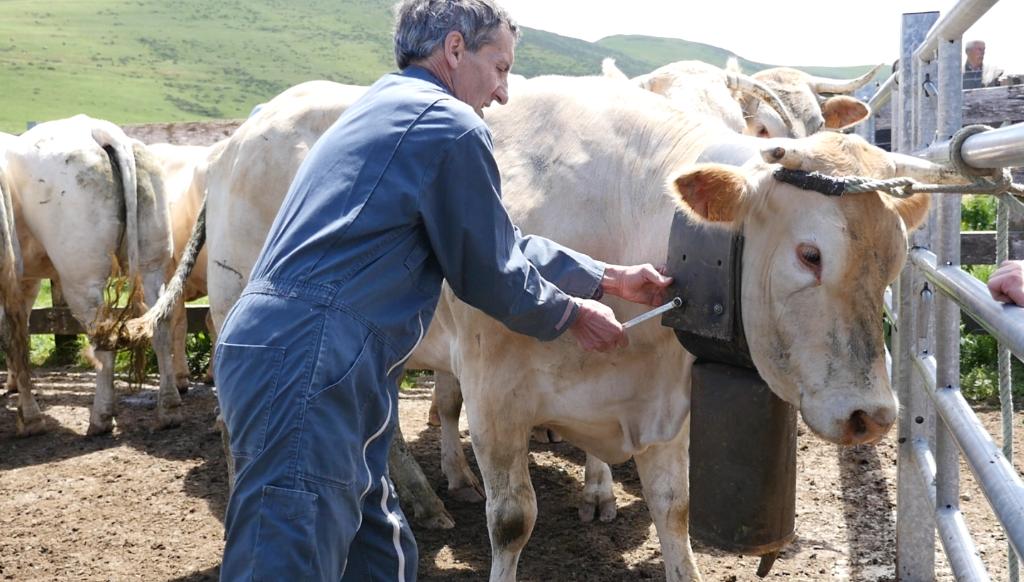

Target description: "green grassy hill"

left=596, top=35, right=884, bottom=79
left=0, top=1, right=883, bottom=133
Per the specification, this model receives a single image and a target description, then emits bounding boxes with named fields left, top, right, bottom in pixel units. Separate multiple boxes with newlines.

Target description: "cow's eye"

left=797, top=243, right=822, bottom=272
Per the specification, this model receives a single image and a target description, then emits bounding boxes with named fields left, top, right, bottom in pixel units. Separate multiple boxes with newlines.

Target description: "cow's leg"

left=55, top=277, right=117, bottom=435
left=5, top=279, right=39, bottom=394
left=427, top=388, right=440, bottom=426
left=202, top=310, right=216, bottom=384
left=464, top=395, right=535, bottom=582
left=579, top=453, right=616, bottom=523
left=436, top=371, right=484, bottom=503
left=6, top=278, right=43, bottom=435
left=87, top=346, right=116, bottom=435
left=388, top=422, right=455, bottom=530
left=170, top=299, right=191, bottom=393
left=633, top=418, right=701, bottom=582
left=143, top=270, right=183, bottom=429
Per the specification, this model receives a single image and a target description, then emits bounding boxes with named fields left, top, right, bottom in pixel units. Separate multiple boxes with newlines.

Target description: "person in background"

left=963, top=40, right=1005, bottom=89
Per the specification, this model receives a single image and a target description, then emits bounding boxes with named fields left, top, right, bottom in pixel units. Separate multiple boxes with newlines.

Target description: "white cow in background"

left=604, top=58, right=881, bottom=139
left=147, top=142, right=214, bottom=389
left=3, top=115, right=179, bottom=435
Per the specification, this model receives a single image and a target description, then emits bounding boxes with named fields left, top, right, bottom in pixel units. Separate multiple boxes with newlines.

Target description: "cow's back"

left=204, top=81, right=366, bottom=330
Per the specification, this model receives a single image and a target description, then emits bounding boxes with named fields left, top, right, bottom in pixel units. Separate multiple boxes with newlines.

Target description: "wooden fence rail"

left=29, top=305, right=210, bottom=335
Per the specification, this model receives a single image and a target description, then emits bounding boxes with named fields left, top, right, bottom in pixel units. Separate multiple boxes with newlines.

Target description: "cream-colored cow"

left=147, top=142, right=214, bottom=389
left=431, top=75, right=946, bottom=580
left=4, top=115, right=178, bottom=435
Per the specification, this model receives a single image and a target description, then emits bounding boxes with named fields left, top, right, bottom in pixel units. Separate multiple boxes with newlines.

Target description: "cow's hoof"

left=175, top=375, right=191, bottom=395
left=579, top=496, right=617, bottom=523
left=157, top=409, right=184, bottom=430
left=416, top=509, right=455, bottom=530
left=449, top=484, right=485, bottom=504
left=87, top=416, right=114, bottom=436
left=16, top=415, right=46, bottom=437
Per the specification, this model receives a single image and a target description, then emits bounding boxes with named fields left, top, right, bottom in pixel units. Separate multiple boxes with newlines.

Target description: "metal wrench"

left=622, top=297, right=683, bottom=330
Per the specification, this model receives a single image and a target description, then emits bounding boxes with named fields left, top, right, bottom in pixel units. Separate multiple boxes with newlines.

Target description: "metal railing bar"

left=911, top=352, right=1024, bottom=560
left=911, top=439, right=992, bottom=580
left=910, top=248, right=1024, bottom=360
left=914, top=0, right=999, bottom=63
left=914, top=121, right=1024, bottom=170
left=868, top=73, right=896, bottom=113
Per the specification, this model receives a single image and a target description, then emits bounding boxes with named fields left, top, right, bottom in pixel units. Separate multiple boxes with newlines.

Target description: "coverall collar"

left=400, top=65, right=454, bottom=96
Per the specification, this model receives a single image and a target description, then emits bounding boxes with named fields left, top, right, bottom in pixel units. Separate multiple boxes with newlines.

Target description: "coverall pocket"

left=253, top=485, right=318, bottom=581
left=214, top=343, right=286, bottom=459
left=301, top=334, right=380, bottom=490
left=403, top=242, right=442, bottom=295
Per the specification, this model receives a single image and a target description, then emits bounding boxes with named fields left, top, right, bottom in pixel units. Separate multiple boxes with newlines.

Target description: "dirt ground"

left=2, top=370, right=1022, bottom=581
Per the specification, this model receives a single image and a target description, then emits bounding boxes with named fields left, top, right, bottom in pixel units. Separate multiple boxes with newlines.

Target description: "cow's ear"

left=671, top=164, right=748, bottom=223
left=891, top=193, right=931, bottom=231
left=821, top=96, right=870, bottom=129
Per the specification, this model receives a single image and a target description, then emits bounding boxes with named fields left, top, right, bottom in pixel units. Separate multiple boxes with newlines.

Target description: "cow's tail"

left=91, top=123, right=141, bottom=281
left=123, top=194, right=206, bottom=343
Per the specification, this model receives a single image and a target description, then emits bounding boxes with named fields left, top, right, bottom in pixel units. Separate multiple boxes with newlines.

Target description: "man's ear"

left=671, top=164, right=749, bottom=223
left=821, top=96, right=870, bottom=130
left=443, top=31, right=465, bottom=69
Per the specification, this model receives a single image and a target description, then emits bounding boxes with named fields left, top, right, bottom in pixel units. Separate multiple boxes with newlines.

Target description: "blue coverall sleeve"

left=513, top=228, right=605, bottom=299
left=420, top=126, right=585, bottom=341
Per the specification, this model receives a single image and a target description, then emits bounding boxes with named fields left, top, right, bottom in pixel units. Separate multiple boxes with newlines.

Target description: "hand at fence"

left=987, top=260, right=1024, bottom=306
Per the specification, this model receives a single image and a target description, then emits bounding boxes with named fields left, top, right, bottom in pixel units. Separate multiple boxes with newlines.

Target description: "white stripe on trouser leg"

left=381, top=475, right=406, bottom=582
left=340, top=316, right=420, bottom=578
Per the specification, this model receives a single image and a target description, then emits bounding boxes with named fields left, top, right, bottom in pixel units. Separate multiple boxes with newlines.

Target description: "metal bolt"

left=915, top=416, right=924, bottom=424
left=713, top=304, right=724, bottom=315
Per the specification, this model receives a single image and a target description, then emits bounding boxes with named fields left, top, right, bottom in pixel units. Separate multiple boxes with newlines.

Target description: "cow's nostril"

left=850, top=410, right=869, bottom=436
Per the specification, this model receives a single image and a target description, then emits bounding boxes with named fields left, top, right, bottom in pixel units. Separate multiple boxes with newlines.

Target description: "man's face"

left=967, top=44, right=985, bottom=67
left=451, top=26, right=515, bottom=116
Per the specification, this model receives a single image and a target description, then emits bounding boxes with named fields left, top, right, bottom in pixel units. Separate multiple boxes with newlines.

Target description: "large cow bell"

left=661, top=211, right=796, bottom=576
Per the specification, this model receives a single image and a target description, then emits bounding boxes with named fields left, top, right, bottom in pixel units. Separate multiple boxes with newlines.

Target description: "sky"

left=501, top=0, right=1024, bottom=73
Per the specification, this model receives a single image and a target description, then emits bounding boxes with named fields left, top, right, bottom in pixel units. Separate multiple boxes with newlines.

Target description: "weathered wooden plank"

left=28, top=305, right=211, bottom=335
left=873, top=84, right=1024, bottom=131
left=961, top=231, right=1024, bottom=265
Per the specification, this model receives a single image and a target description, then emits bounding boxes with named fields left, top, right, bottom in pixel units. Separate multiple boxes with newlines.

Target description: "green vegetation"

left=595, top=35, right=885, bottom=80
left=959, top=196, right=1023, bottom=406
left=0, top=0, right=886, bottom=133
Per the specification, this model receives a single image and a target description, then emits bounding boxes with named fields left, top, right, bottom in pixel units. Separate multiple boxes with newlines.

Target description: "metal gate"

left=860, top=2, right=1024, bottom=579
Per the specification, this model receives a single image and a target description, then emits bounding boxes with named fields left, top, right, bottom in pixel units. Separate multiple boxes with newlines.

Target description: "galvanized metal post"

left=895, top=12, right=940, bottom=581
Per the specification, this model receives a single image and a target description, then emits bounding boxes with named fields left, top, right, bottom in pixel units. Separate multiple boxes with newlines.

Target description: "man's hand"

left=601, top=264, right=673, bottom=306
left=570, top=299, right=628, bottom=352
left=988, top=260, right=1024, bottom=305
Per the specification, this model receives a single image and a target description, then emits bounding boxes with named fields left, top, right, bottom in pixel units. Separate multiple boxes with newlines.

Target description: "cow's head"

left=745, top=66, right=880, bottom=137
left=670, top=132, right=934, bottom=445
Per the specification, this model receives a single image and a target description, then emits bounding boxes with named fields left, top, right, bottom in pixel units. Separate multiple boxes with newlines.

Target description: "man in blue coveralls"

left=214, top=0, right=675, bottom=580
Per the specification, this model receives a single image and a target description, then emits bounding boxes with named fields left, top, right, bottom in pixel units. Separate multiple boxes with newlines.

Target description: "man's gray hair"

left=393, top=0, right=520, bottom=69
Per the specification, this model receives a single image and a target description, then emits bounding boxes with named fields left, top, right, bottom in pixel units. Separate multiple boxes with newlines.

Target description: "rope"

left=840, top=169, right=1023, bottom=198
left=996, top=196, right=1019, bottom=582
